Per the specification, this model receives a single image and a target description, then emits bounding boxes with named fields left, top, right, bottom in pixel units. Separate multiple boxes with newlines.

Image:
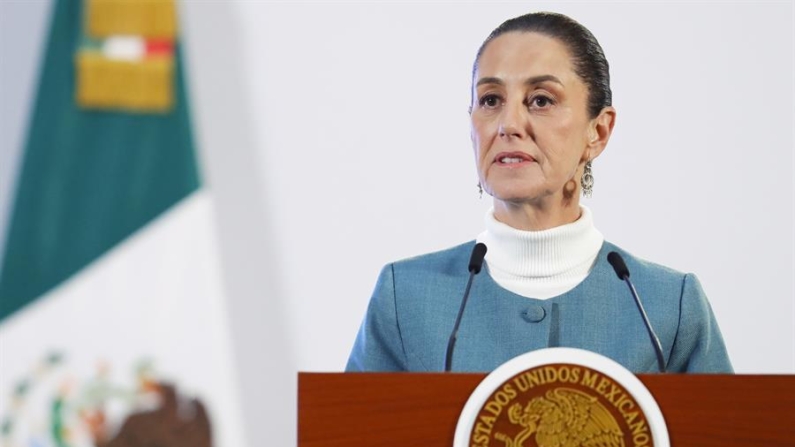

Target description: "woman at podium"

left=346, top=12, right=732, bottom=374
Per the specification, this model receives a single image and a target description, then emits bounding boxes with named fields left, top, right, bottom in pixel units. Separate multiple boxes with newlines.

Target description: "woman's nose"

left=498, top=102, right=527, bottom=139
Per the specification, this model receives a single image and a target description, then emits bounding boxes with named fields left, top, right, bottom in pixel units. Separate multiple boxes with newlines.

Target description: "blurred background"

left=1, top=1, right=793, bottom=446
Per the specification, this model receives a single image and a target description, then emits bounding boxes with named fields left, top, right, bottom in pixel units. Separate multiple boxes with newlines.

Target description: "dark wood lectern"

left=298, top=373, right=795, bottom=446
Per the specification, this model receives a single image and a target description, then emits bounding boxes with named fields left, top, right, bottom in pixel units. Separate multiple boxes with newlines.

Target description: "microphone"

left=607, top=251, right=667, bottom=373
left=444, top=242, right=487, bottom=372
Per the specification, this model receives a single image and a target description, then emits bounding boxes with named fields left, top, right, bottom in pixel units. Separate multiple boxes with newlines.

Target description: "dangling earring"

left=477, top=182, right=483, bottom=199
left=581, top=161, right=594, bottom=198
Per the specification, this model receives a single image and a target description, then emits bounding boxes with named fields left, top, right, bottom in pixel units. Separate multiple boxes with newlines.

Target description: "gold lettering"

left=485, top=401, right=501, bottom=417
left=605, top=383, right=621, bottom=404
left=570, top=367, right=581, bottom=383
left=472, top=421, right=491, bottom=447
left=494, top=391, right=510, bottom=406
left=596, top=377, right=610, bottom=395
left=629, top=418, right=649, bottom=437
left=558, top=366, right=571, bottom=383
left=624, top=410, right=638, bottom=425
left=528, top=369, right=543, bottom=387
left=513, top=374, right=530, bottom=392
left=633, top=432, right=650, bottom=446
left=581, top=369, right=599, bottom=389
left=542, top=366, right=558, bottom=384
left=617, top=395, right=635, bottom=414
left=503, top=383, right=517, bottom=400
left=493, top=390, right=512, bottom=407
left=478, top=415, right=495, bottom=430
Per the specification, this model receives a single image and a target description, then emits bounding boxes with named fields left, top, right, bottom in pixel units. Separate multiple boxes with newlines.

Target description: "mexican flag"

left=0, top=0, right=246, bottom=445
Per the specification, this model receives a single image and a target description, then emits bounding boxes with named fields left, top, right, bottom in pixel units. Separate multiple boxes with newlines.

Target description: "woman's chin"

left=489, top=187, right=546, bottom=205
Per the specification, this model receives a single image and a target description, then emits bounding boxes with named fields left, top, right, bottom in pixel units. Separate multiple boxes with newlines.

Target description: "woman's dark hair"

left=473, top=12, right=611, bottom=118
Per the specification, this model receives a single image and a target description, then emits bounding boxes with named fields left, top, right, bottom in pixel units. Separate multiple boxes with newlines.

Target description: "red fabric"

left=146, top=39, right=174, bottom=57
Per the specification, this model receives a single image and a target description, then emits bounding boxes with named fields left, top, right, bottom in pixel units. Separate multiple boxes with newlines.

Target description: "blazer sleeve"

left=668, top=273, right=733, bottom=373
left=345, top=264, right=408, bottom=371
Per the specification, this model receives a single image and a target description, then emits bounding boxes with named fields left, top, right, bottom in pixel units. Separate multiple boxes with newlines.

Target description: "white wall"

left=3, top=2, right=793, bottom=447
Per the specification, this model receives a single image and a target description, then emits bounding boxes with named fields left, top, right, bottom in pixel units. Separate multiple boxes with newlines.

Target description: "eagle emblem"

left=494, top=387, right=624, bottom=447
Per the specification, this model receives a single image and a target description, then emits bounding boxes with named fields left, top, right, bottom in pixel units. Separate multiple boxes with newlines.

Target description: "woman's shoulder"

left=389, top=240, right=477, bottom=278
left=601, top=240, right=693, bottom=285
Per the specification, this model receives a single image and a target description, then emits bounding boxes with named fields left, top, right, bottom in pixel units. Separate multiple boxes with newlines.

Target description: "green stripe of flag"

left=0, top=0, right=200, bottom=320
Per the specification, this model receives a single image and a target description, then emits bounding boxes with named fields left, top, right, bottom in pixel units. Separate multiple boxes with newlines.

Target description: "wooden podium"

left=298, top=373, right=795, bottom=446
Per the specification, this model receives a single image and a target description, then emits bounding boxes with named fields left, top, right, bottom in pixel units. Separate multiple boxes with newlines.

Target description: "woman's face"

left=471, top=31, right=604, bottom=208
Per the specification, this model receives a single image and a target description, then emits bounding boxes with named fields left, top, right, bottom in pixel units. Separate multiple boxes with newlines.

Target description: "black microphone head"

left=468, top=243, right=488, bottom=274
left=607, top=251, right=630, bottom=280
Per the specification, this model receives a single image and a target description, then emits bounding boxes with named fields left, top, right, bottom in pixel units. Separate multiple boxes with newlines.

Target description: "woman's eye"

left=529, top=95, right=554, bottom=109
left=479, top=94, right=502, bottom=109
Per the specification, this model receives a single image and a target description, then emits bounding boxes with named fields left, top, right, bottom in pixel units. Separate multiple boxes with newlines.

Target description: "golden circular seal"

left=455, top=348, right=669, bottom=447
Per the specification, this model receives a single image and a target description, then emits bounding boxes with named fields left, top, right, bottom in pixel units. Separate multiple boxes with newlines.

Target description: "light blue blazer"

left=346, top=241, right=732, bottom=373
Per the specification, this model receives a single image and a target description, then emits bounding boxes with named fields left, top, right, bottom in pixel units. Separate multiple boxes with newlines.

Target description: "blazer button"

left=521, top=305, right=546, bottom=323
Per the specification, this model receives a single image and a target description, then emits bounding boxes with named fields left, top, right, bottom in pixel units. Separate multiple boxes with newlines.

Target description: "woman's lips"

left=494, top=152, right=535, bottom=167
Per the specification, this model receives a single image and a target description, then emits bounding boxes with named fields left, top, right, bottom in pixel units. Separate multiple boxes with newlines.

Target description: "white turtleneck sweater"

left=476, top=206, right=604, bottom=299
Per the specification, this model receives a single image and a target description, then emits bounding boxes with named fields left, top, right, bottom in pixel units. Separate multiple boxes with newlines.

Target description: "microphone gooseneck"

left=607, top=251, right=667, bottom=373
left=444, top=242, right=487, bottom=372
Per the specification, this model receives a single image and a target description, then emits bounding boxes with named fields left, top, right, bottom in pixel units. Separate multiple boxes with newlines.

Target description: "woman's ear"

left=586, top=106, right=616, bottom=160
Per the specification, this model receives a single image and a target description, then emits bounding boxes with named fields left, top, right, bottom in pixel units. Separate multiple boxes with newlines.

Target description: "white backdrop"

left=2, top=2, right=793, bottom=446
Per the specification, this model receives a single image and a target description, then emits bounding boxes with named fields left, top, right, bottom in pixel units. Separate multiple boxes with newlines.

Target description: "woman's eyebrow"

left=475, top=77, right=504, bottom=87
left=476, top=75, right=564, bottom=87
left=525, top=75, right=563, bottom=87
